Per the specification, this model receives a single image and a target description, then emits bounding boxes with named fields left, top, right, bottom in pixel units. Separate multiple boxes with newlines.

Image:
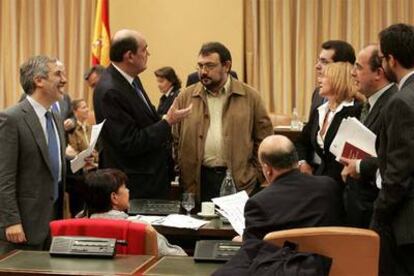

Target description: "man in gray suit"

left=373, top=23, right=414, bottom=275
left=0, top=56, right=67, bottom=253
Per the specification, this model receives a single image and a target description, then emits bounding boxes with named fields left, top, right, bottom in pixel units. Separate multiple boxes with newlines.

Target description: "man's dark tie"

left=360, top=102, right=371, bottom=124
left=45, top=111, right=60, bottom=201
left=132, top=79, right=152, bottom=112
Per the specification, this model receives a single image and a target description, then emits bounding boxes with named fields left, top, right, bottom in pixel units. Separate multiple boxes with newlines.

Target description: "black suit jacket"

left=296, top=101, right=361, bottom=184
left=345, top=85, right=396, bottom=228
left=243, top=169, right=343, bottom=240
left=185, top=70, right=238, bottom=87
left=308, top=88, right=325, bottom=119
left=157, top=88, right=179, bottom=116
left=374, top=74, right=414, bottom=246
left=93, top=64, right=172, bottom=199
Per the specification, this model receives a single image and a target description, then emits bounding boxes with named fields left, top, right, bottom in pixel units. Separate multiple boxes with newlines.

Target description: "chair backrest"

left=50, top=218, right=158, bottom=256
left=263, top=227, right=379, bottom=276
left=268, top=113, right=291, bottom=127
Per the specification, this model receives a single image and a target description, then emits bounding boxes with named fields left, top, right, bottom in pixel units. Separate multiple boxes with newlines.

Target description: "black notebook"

left=194, top=240, right=242, bottom=262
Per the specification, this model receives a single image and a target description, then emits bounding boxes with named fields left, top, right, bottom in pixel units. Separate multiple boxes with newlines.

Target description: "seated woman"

left=296, top=62, right=363, bottom=186
left=154, top=66, right=181, bottom=115
left=82, top=168, right=187, bottom=256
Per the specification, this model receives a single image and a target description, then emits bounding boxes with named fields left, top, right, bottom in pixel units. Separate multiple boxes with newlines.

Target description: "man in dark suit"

left=94, top=29, right=191, bottom=199
left=341, top=44, right=396, bottom=229
left=186, top=70, right=238, bottom=87
left=308, top=40, right=356, bottom=117
left=243, top=135, right=343, bottom=241
left=371, top=23, right=414, bottom=276
left=0, top=56, right=67, bottom=254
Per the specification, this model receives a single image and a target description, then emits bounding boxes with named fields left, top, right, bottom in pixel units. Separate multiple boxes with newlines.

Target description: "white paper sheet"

left=70, top=120, right=105, bottom=173
left=329, top=117, right=377, bottom=161
left=128, top=214, right=208, bottom=229
left=212, top=191, right=249, bottom=236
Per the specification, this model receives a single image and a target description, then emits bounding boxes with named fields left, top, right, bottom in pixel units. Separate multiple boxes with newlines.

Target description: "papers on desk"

left=128, top=214, right=209, bottom=230
left=70, top=120, right=105, bottom=173
left=330, top=117, right=377, bottom=161
left=212, top=191, right=249, bottom=236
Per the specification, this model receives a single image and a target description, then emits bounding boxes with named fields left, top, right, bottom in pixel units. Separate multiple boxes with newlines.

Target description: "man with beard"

left=372, top=23, right=414, bottom=275
left=172, top=42, right=273, bottom=202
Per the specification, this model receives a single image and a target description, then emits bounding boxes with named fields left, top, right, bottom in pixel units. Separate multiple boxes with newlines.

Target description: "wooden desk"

left=0, top=250, right=155, bottom=275
left=143, top=256, right=222, bottom=276
left=274, top=126, right=301, bottom=142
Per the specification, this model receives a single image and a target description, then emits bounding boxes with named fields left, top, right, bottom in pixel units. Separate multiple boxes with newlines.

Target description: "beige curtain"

left=0, top=0, right=96, bottom=110
left=245, top=0, right=414, bottom=120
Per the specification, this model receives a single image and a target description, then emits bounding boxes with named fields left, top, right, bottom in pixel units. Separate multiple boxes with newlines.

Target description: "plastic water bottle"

left=291, top=107, right=300, bottom=130
left=220, top=169, right=237, bottom=196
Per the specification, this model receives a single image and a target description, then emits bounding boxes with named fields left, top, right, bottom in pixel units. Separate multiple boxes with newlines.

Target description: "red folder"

left=341, top=142, right=372, bottom=159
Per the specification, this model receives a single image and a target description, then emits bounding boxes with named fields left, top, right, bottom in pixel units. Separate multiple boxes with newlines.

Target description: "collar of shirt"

left=317, top=98, right=354, bottom=116
left=204, top=74, right=231, bottom=96
left=112, top=63, right=135, bottom=88
left=398, top=70, right=414, bottom=90
left=27, top=95, right=48, bottom=121
left=368, top=83, right=394, bottom=111
left=164, top=86, right=174, bottom=97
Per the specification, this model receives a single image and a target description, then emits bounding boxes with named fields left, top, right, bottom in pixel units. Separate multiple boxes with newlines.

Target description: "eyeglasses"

left=196, top=62, right=220, bottom=71
left=317, top=58, right=332, bottom=66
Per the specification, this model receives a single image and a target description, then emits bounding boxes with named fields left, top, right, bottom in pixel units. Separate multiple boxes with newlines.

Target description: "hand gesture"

left=165, top=99, right=192, bottom=125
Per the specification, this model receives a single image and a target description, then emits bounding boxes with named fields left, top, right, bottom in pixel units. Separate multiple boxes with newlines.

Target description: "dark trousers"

left=200, top=166, right=227, bottom=202
left=397, top=243, right=414, bottom=275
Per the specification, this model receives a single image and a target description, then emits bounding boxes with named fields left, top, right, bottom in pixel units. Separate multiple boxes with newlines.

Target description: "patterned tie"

left=45, top=111, right=60, bottom=201
left=360, top=102, right=371, bottom=124
left=132, top=79, right=152, bottom=112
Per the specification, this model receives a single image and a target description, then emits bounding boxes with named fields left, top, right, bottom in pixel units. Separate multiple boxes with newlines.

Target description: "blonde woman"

left=296, top=62, right=363, bottom=185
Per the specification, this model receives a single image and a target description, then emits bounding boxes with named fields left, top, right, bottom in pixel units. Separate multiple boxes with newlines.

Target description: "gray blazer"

left=374, top=74, right=414, bottom=246
left=0, top=99, right=66, bottom=247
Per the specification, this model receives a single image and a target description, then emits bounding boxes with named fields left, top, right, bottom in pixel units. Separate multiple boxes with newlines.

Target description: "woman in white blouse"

left=296, top=62, right=364, bottom=185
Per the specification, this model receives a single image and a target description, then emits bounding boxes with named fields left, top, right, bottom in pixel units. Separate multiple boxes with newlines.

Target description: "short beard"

left=384, top=67, right=397, bottom=83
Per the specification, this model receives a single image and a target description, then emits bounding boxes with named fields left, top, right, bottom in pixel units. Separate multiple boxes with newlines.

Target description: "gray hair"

left=20, top=55, right=56, bottom=95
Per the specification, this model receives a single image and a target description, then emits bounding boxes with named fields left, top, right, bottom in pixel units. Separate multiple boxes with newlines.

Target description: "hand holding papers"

left=70, top=120, right=105, bottom=173
left=212, top=191, right=249, bottom=236
left=330, top=117, right=377, bottom=162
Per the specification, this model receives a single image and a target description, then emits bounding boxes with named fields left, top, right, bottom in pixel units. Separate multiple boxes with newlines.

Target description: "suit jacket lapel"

left=134, top=77, right=159, bottom=120
left=364, top=85, right=396, bottom=128
left=21, top=100, right=54, bottom=176
left=109, top=65, right=159, bottom=121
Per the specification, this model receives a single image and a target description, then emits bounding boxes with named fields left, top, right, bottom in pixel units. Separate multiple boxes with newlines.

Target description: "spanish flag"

left=91, top=0, right=110, bottom=66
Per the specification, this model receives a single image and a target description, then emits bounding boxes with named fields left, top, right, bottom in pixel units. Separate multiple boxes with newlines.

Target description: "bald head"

left=110, top=29, right=145, bottom=62
left=259, top=135, right=298, bottom=170
left=110, top=29, right=149, bottom=75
